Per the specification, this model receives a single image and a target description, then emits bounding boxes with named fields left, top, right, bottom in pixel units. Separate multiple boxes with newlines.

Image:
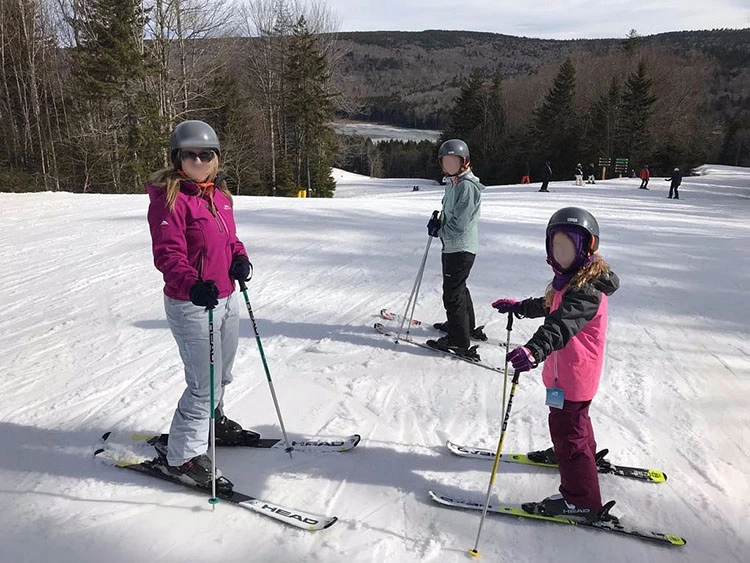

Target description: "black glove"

left=427, top=210, right=441, bottom=237
left=229, top=255, right=252, bottom=282
left=189, top=279, right=219, bottom=309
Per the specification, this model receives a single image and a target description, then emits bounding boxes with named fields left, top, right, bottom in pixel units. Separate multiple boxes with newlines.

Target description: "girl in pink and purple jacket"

left=493, top=207, right=619, bottom=522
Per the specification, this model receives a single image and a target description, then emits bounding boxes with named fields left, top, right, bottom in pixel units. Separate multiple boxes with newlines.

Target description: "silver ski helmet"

left=546, top=207, right=600, bottom=253
left=438, top=139, right=470, bottom=162
left=170, top=120, right=221, bottom=166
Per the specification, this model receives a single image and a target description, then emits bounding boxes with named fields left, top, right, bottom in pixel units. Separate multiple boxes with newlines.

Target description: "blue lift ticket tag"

left=545, top=388, right=565, bottom=409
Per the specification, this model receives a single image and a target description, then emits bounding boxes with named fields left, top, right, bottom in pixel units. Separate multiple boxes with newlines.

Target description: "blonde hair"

left=544, top=253, right=611, bottom=308
left=147, top=158, right=232, bottom=213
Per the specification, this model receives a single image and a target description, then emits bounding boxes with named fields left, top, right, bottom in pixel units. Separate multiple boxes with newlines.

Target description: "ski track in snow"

left=1, top=169, right=749, bottom=562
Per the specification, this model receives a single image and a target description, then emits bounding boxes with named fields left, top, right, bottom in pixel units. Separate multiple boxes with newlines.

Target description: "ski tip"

left=93, top=447, right=105, bottom=457
left=101, top=431, right=111, bottom=441
left=322, top=516, right=338, bottom=530
left=664, top=534, right=687, bottom=546
left=648, top=470, right=667, bottom=483
left=351, top=434, right=362, bottom=448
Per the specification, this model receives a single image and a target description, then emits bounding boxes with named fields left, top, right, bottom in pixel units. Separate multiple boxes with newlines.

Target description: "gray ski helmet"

left=438, top=139, right=470, bottom=161
left=547, top=207, right=600, bottom=253
left=170, top=120, right=221, bottom=164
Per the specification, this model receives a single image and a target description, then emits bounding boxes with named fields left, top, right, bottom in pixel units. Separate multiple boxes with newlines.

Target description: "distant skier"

left=491, top=207, right=619, bottom=522
left=587, top=163, right=596, bottom=184
left=147, top=120, right=251, bottom=487
left=427, top=139, right=486, bottom=360
left=539, top=161, right=552, bottom=192
left=639, top=165, right=650, bottom=189
left=574, top=163, right=584, bottom=186
left=521, top=161, right=531, bottom=184
left=666, top=167, right=682, bottom=199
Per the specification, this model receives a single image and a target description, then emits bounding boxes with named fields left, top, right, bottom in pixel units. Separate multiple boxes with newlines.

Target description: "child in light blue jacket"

left=427, top=139, right=485, bottom=360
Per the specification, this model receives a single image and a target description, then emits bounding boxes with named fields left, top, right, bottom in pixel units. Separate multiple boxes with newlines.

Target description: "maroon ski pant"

left=548, top=400, right=602, bottom=511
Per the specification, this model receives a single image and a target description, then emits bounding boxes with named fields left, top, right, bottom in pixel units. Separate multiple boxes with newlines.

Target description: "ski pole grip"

left=239, top=279, right=248, bottom=292
left=506, top=312, right=513, bottom=331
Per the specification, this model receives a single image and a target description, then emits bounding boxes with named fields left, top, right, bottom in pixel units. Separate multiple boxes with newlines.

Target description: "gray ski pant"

left=164, top=292, right=239, bottom=466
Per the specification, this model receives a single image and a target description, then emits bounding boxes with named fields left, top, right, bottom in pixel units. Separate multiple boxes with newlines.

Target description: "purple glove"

left=506, top=346, right=538, bottom=372
left=492, top=298, right=524, bottom=315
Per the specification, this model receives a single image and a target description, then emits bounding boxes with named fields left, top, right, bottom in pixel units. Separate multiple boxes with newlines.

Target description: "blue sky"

left=326, top=0, right=750, bottom=39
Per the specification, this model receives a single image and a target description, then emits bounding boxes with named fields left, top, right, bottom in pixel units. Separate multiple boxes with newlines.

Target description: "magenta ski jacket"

left=147, top=180, right=247, bottom=301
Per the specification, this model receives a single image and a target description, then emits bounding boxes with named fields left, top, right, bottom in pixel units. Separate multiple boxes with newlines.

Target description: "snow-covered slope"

left=1, top=166, right=748, bottom=562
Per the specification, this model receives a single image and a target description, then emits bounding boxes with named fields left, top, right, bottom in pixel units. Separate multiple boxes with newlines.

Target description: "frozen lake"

left=332, top=121, right=442, bottom=143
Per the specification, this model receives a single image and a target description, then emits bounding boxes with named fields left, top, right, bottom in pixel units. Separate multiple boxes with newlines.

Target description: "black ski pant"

left=540, top=180, right=550, bottom=192
left=441, top=251, right=476, bottom=348
left=669, top=182, right=680, bottom=198
left=639, top=178, right=649, bottom=189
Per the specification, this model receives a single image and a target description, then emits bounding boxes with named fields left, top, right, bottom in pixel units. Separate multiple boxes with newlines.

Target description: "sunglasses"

left=180, top=150, right=216, bottom=162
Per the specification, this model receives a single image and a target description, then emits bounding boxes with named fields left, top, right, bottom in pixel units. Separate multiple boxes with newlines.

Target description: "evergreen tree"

left=618, top=59, right=658, bottom=167
left=441, top=70, right=508, bottom=182
left=622, top=29, right=642, bottom=56
left=586, top=77, right=621, bottom=164
left=531, top=58, right=579, bottom=178
left=74, top=0, right=148, bottom=98
left=283, top=15, right=337, bottom=196
left=443, top=69, right=486, bottom=142
left=478, top=73, right=506, bottom=180
left=71, top=0, right=162, bottom=191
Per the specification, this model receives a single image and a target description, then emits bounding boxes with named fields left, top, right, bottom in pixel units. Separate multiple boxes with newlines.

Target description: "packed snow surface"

left=1, top=165, right=748, bottom=562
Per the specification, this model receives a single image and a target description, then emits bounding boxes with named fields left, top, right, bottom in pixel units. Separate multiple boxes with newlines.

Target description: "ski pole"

left=396, top=236, right=431, bottom=341
left=469, top=369, right=522, bottom=558
left=405, top=237, right=431, bottom=335
left=398, top=234, right=431, bottom=339
left=500, top=313, right=514, bottom=422
left=238, top=278, right=293, bottom=458
left=397, top=212, right=437, bottom=340
left=207, top=305, right=219, bottom=507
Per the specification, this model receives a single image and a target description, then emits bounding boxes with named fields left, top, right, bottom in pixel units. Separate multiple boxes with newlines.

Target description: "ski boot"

left=434, top=322, right=488, bottom=343
left=527, top=446, right=557, bottom=465
left=153, top=452, right=233, bottom=494
left=470, top=325, right=488, bottom=342
left=522, top=494, right=617, bottom=523
left=427, top=336, right=481, bottom=362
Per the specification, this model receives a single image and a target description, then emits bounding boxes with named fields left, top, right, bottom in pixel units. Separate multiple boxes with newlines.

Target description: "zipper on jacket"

left=215, top=210, right=229, bottom=234
left=197, top=250, right=204, bottom=279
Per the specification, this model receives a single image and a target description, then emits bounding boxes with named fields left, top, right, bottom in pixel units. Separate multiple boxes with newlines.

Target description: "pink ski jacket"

left=521, top=272, right=619, bottom=402
left=147, top=179, right=247, bottom=301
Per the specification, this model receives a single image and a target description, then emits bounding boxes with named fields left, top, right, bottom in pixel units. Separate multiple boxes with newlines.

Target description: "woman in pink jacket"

left=492, top=207, right=619, bottom=522
left=146, top=120, right=251, bottom=488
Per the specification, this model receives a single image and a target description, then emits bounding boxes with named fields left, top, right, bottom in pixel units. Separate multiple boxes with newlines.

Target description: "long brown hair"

left=544, top=253, right=611, bottom=307
left=147, top=159, right=232, bottom=213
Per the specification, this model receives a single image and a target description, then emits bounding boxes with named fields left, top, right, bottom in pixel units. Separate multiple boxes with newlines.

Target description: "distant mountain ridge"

left=333, top=28, right=750, bottom=130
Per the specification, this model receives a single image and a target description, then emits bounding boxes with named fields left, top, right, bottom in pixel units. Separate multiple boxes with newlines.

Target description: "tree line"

left=2, top=3, right=747, bottom=194
left=1, top=0, right=339, bottom=196
left=344, top=44, right=732, bottom=184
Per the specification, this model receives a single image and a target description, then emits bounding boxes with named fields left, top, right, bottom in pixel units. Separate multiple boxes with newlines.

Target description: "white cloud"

left=325, top=0, right=750, bottom=38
